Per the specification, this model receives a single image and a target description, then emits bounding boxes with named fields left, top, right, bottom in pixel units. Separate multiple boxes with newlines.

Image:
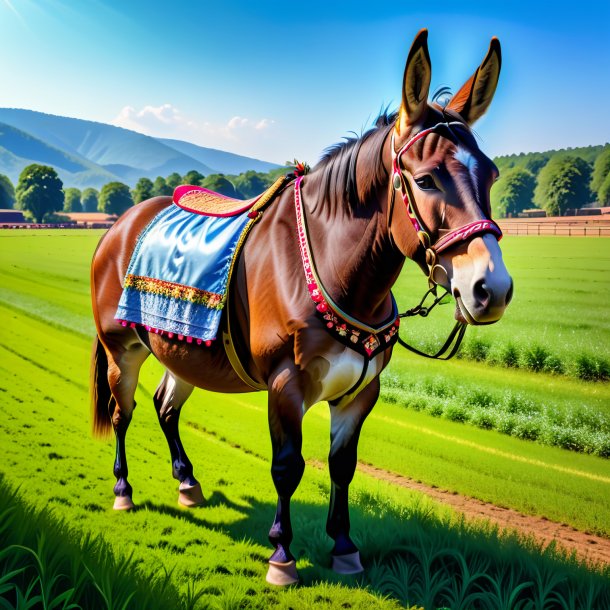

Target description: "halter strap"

left=390, top=122, right=503, bottom=262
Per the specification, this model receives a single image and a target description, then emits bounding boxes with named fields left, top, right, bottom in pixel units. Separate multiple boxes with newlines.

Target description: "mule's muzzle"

left=453, top=275, right=513, bottom=325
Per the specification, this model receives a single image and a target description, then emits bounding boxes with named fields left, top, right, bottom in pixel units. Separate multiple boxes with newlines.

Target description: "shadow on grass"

left=139, top=485, right=610, bottom=610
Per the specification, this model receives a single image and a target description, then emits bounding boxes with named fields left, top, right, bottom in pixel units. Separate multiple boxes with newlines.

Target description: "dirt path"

left=308, top=459, right=610, bottom=566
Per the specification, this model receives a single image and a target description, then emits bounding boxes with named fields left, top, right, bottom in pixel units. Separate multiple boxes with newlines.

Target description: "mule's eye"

left=414, top=175, right=437, bottom=191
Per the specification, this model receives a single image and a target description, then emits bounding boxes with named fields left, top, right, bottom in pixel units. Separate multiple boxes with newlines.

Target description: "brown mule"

left=90, top=29, right=512, bottom=585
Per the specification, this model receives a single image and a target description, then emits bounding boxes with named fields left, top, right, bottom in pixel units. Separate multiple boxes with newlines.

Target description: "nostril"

left=505, top=280, right=514, bottom=306
left=473, top=279, right=490, bottom=310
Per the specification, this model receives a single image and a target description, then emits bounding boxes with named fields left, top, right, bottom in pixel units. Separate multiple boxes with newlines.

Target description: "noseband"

left=390, top=121, right=503, bottom=287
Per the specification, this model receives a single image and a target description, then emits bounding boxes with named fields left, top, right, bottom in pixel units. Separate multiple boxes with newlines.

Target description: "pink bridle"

left=390, top=121, right=502, bottom=266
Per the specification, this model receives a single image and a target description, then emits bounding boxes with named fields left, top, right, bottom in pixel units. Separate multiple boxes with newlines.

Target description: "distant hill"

left=0, top=108, right=280, bottom=189
left=157, top=138, right=278, bottom=175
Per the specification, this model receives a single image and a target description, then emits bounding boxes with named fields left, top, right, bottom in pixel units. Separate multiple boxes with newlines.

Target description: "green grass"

left=393, top=236, right=610, bottom=376
left=1, top=230, right=610, bottom=609
left=380, top=372, right=610, bottom=456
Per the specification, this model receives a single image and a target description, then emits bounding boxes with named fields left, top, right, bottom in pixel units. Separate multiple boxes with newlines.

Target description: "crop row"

left=452, top=337, right=610, bottom=382
left=380, top=374, right=610, bottom=458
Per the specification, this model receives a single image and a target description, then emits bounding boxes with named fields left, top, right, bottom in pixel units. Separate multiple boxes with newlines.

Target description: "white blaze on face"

left=454, top=146, right=480, bottom=199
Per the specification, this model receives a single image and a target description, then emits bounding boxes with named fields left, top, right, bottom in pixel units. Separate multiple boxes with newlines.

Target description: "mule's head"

left=389, top=29, right=513, bottom=325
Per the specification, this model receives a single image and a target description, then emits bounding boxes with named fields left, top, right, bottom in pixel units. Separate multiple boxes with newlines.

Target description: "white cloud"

left=111, top=104, right=276, bottom=157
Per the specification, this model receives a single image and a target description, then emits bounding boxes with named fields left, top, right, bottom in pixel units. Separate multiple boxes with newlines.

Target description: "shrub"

left=426, top=399, right=446, bottom=417
left=521, top=345, right=550, bottom=372
left=464, top=337, right=491, bottom=362
left=543, top=354, right=565, bottom=375
left=496, top=413, right=518, bottom=435
left=513, top=416, right=542, bottom=441
left=470, top=408, right=496, bottom=429
left=542, top=425, right=586, bottom=453
left=500, top=343, right=521, bottom=368
left=444, top=404, right=469, bottom=423
left=575, top=354, right=610, bottom=382
left=503, top=392, right=538, bottom=416
left=422, top=377, right=452, bottom=398
left=466, top=389, right=495, bottom=410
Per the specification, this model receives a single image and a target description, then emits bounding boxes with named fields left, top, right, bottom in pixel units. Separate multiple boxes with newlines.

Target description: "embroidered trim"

left=123, top=274, right=225, bottom=309
left=294, top=176, right=400, bottom=359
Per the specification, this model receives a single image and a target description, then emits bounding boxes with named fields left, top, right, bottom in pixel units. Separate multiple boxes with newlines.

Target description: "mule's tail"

left=90, top=336, right=114, bottom=439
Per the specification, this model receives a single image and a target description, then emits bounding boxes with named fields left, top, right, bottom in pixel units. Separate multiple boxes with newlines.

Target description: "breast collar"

left=294, top=176, right=400, bottom=359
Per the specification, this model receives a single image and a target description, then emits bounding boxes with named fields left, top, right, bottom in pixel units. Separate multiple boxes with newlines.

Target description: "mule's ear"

left=447, top=37, right=501, bottom=124
left=397, top=29, right=431, bottom=133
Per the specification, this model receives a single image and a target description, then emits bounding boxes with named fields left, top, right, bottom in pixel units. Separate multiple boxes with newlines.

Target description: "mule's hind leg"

left=153, top=371, right=203, bottom=507
left=265, top=363, right=305, bottom=586
left=106, top=342, right=150, bottom=510
left=327, top=378, right=379, bottom=574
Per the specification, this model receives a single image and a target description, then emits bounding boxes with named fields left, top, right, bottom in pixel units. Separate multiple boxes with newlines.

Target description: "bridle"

left=389, top=120, right=503, bottom=359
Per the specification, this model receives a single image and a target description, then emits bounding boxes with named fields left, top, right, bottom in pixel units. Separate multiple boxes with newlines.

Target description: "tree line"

left=491, top=145, right=610, bottom=217
left=0, top=165, right=289, bottom=223
left=1, top=144, right=609, bottom=222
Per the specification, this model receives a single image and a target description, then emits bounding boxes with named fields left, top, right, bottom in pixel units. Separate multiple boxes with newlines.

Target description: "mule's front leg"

left=266, top=364, right=305, bottom=586
left=327, top=378, right=379, bottom=574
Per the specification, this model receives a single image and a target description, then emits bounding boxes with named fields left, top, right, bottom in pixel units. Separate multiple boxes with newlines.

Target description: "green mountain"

left=157, top=138, right=278, bottom=175
left=0, top=108, right=280, bottom=189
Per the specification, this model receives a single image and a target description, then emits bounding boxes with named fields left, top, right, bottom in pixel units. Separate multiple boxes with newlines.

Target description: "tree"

left=233, top=170, right=269, bottom=198
left=98, top=182, right=133, bottom=215
left=598, top=173, right=610, bottom=206
left=490, top=168, right=536, bottom=218
left=183, top=170, right=205, bottom=186
left=591, top=147, right=610, bottom=203
left=63, top=187, right=82, bottom=212
left=152, top=176, right=172, bottom=197
left=201, top=174, right=240, bottom=198
left=533, top=156, right=593, bottom=216
left=81, top=188, right=99, bottom=213
left=166, top=172, right=182, bottom=189
left=0, top=174, right=15, bottom=209
left=15, top=164, right=64, bottom=223
left=132, top=177, right=154, bottom=204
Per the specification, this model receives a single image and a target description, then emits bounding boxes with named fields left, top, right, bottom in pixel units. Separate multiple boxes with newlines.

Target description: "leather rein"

left=388, top=120, right=503, bottom=359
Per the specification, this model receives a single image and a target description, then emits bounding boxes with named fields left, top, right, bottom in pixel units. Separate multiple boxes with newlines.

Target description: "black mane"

left=310, top=111, right=397, bottom=214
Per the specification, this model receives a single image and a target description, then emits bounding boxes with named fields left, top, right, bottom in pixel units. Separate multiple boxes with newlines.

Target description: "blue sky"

left=0, top=1, right=608, bottom=165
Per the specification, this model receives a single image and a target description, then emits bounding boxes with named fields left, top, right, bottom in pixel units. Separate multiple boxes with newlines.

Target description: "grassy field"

left=394, top=237, right=610, bottom=378
left=0, top=230, right=609, bottom=608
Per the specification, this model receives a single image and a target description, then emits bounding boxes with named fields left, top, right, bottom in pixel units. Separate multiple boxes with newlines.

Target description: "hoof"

left=332, top=551, right=364, bottom=575
left=178, top=481, right=205, bottom=507
left=266, top=560, right=299, bottom=586
left=113, top=495, right=135, bottom=511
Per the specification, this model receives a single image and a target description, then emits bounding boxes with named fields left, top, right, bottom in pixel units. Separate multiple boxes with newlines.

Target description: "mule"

left=90, top=29, right=512, bottom=585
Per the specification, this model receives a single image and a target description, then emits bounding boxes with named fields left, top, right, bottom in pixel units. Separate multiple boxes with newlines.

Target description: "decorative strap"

left=294, top=176, right=400, bottom=359
left=434, top=219, right=502, bottom=254
left=390, top=123, right=503, bottom=256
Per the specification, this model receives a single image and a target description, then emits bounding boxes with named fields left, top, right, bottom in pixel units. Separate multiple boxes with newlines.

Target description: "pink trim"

left=116, top=319, right=215, bottom=347
left=434, top=220, right=503, bottom=254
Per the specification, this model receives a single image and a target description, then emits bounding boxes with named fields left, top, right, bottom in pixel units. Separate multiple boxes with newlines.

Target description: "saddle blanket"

left=115, top=200, right=255, bottom=343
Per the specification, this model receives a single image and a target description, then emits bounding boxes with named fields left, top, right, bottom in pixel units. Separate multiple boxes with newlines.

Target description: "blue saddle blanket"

left=115, top=203, right=252, bottom=341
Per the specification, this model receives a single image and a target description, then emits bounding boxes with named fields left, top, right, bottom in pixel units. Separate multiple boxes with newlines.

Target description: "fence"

left=499, top=222, right=610, bottom=237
